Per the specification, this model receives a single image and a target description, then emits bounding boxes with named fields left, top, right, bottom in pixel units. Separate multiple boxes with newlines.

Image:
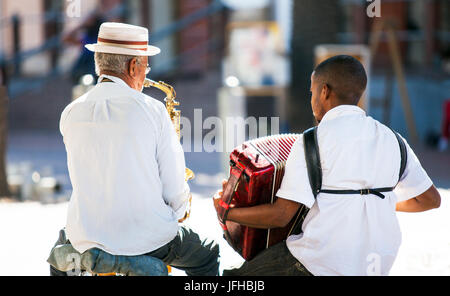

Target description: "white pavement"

left=0, top=188, right=449, bottom=276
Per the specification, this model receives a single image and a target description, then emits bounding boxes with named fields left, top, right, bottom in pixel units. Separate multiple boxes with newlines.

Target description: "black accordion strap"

left=217, top=163, right=244, bottom=253
left=390, top=128, right=408, bottom=182
left=302, top=126, right=408, bottom=200
left=303, top=127, right=322, bottom=199
left=218, top=163, right=244, bottom=224
left=320, top=188, right=393, bottom=199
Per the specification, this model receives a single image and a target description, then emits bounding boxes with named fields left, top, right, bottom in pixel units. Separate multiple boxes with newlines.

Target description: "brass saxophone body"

left=143, top=79, right=181, bottom=140
left=143, top=78, right=194, bottom=222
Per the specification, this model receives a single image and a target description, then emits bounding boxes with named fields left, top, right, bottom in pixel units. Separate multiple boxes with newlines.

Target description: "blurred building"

left=0, top=0, right=104, bottom=75
left=0, top=0, right=226, bottom=80
left=1, top=0, right=448, bottom=142
left=340, top=0, right=450, bottom=68
left=0, top=0, right=228, bottom=130
left=290, top=0, right=450, bottom=139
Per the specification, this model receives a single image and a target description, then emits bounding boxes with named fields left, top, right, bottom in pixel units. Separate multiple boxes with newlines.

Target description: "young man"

left=214, top=55, right=441, bottom=276
left=51, top=22, right=219, bottom=276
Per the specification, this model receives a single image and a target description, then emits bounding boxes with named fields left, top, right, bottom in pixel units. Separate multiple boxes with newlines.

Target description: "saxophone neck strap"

left=100, top=78, right=114, bottom=83
left=97, top=74, right=129, bottom=88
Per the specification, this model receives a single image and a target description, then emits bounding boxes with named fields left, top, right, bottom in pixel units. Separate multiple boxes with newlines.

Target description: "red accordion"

left=217, top=134, right=309, bottom=261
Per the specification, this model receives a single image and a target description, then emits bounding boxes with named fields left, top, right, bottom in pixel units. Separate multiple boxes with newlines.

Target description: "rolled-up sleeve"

left=276, top=136, right=316, bottom=209
left=156, top=104, right=190, bottom=219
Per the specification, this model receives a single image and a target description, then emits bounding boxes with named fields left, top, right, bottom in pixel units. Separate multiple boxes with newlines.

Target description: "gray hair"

left=94, top=52, right=145, bottom=76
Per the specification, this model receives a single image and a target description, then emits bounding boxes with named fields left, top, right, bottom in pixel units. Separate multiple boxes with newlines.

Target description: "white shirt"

left=60, top=75, right=190, bottom=256
left=276, top=105, right=433, bottom=276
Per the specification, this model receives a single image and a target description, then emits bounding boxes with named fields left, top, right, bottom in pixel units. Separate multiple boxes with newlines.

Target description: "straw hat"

left=85, top=22, right=160, bottom=56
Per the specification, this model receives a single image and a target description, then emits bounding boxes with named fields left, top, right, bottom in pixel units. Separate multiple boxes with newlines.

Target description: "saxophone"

left=143, top=78, right=194, bottom=222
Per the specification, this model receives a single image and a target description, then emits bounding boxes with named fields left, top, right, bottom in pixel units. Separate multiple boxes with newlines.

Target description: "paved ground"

left=0, top=189, right=449, bottom=276
left=0, top=130, right=449, bottom=276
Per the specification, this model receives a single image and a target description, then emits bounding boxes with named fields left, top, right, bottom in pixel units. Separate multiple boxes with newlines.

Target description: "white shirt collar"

left=320, top=105, right=366, bottom=124
left=97, top=74, right=130, bottom=89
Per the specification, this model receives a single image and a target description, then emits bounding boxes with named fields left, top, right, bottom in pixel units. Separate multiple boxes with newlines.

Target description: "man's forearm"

left=396, top=198, right=427, bottom=212
left=226, top=203, right=284, bottom=229
left=396, top=185, right=441, bottom=212
left=396, top=197, right=437, bottom=212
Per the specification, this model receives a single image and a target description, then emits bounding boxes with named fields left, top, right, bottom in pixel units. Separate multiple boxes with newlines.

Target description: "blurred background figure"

left=63, top=0, right=125, bottom=84
left=62, top=12, right=104, bottom=84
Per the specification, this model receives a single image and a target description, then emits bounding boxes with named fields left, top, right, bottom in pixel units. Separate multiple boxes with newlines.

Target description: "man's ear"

left=128, top=58, right=138, bottom=77
left=321, top=83, right=331, bottom=100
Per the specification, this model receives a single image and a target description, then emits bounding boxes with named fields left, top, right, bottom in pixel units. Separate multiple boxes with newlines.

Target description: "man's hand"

left=178, top=193, right=193, bottom=223
left=213, top=179, right=228, bottom=215
left=213, top=178, right=301, bottom=229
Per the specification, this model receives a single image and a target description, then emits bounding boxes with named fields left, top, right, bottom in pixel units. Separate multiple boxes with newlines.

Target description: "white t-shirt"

left=60, top=75, right=190, bottom=256
left=276, top=105, right=433, bottom=276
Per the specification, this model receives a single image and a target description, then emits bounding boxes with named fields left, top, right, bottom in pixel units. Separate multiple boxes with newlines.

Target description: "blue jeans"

left=50, top=226, right=220, bottom=276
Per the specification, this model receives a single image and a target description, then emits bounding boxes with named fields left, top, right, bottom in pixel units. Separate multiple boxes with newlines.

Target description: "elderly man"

left=214, top=55, right=441, bottom=276
left=50, top=22, right=219, bottom=276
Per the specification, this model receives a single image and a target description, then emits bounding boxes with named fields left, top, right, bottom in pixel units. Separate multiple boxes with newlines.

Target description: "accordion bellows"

left=218, top=134, right=309, bottom=261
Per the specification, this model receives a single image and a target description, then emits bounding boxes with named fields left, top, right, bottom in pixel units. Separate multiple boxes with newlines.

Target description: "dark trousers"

left=146, top=226, right=220, bottom=276
left=222, top=241, right=313, bottom=276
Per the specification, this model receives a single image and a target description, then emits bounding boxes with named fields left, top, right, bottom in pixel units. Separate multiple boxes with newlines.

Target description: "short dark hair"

left=313, top=55, right=367, bottom=105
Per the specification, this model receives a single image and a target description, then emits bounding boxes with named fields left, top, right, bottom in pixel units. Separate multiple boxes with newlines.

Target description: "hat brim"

left=85, top=43, right=161, bottom=56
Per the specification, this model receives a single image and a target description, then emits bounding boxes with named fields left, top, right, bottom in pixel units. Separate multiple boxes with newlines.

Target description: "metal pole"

left=385, top=24, right=419, bottom=145
left=0, top=85, right=10, bottom=198
left=12, top=14, right=21, bottom=77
